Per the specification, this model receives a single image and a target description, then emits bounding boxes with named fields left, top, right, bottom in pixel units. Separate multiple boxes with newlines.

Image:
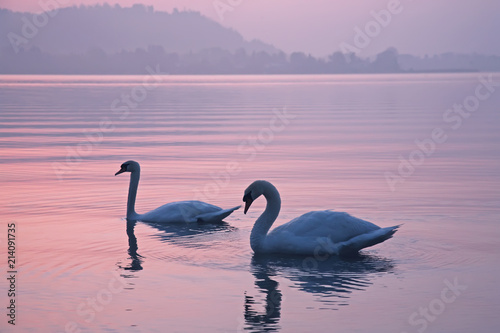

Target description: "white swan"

left=243, top=180, right=400, bottom=256
left=115, top=160, right=240, bottom=223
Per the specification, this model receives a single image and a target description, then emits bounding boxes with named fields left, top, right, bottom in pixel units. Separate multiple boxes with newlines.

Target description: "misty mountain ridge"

left=0, top=4, right=277, bottom=55
left=0, top=4, right=499, bottom=74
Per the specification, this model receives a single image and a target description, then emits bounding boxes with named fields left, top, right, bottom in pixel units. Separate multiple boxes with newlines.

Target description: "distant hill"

left=0, top=4, right=277, bottom=54
left=0, top=5, right=499, bottom=74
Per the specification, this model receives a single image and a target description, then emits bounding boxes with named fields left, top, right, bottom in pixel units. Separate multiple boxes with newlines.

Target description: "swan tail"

left=337, top=225, right=401, bottom=257
left=196, top=205, right=241, bottom=223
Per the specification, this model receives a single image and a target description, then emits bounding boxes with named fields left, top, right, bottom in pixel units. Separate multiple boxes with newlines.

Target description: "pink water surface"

left=1, top=74, right=499, bottom=332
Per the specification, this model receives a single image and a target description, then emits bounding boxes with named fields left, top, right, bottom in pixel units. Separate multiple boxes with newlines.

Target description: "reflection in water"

left=119, top=220, right=144, bottom=271
left=147, top=221, right=237, bottom=245
left=244, top=254, right=395, bottom=332
left=145, top=221, right=242, bottom=268
left=119, top=220, right=239, bottom=271
left=244, top=257, right=282, bottom=332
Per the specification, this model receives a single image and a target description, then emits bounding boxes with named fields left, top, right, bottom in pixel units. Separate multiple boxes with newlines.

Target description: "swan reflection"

left=243, top=253, right=395, bottom=331
left=119, top=219, right=239, bottom=272
left=146, top=221, right=237, bottom=248
left=243, top=257, right=282, bottom=332
left=118, top=219, right=144, bottom=272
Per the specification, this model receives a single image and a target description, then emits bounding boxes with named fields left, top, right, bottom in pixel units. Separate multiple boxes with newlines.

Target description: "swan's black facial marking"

left=243, top=191, right=253, bottom=214
left=115, top=163, right=129, bottom=176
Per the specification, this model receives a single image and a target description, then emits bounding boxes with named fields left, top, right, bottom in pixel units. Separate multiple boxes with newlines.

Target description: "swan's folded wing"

left=271, top=211, right=380, bottom=243
left=139, top=202, right=194, bottom=223
left=195, top=205, right=241, bottom=223
left=139, top=201, right=219, bottom=223
left=336, top=225, right=401, bottom=256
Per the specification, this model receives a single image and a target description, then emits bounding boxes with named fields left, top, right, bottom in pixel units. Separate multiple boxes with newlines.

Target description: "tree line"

left=1, top=45, right=498, bottom=74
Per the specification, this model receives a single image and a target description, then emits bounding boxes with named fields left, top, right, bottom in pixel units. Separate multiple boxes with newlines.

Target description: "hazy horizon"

left=1, top=0, right=499, bottom=57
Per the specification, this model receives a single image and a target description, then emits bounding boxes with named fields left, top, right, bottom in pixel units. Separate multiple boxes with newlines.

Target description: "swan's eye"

left=121, top=163, right=128, bottom=169
left=243, top=191, right=253, bottom=201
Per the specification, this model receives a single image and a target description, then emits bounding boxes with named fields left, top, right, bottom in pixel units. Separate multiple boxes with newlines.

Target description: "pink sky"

left=1, top=0, right=499, bottom=56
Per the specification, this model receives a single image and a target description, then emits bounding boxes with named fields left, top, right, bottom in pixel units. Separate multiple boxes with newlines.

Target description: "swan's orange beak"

left=115, top=167, right=126, bottom=176
left=243, top=192, right=253, bottom=214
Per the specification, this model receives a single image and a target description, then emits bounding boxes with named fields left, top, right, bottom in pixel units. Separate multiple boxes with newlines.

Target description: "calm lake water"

left=1, top=73, right=499, bottom=332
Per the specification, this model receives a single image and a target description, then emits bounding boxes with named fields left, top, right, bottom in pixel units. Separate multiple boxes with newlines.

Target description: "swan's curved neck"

left=250, top=183, right=281, bottom=253
left=127, top=168, right=140, bottom=219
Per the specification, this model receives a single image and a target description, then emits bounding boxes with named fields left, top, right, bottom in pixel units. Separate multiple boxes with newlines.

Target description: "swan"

left=243, top=180, right=400, bottom=256
left=115, top=160, right=240, bottom=223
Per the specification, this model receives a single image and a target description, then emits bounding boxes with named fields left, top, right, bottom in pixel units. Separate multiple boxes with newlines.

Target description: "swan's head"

left=243, top=180, right=272, bottom=214
left=115, top=160, right=140, bottom=176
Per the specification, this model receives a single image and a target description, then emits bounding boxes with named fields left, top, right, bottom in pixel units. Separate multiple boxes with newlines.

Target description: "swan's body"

left=115, top=160, right=239, bottom=223
left=243, top=180, right=399, bottom=256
